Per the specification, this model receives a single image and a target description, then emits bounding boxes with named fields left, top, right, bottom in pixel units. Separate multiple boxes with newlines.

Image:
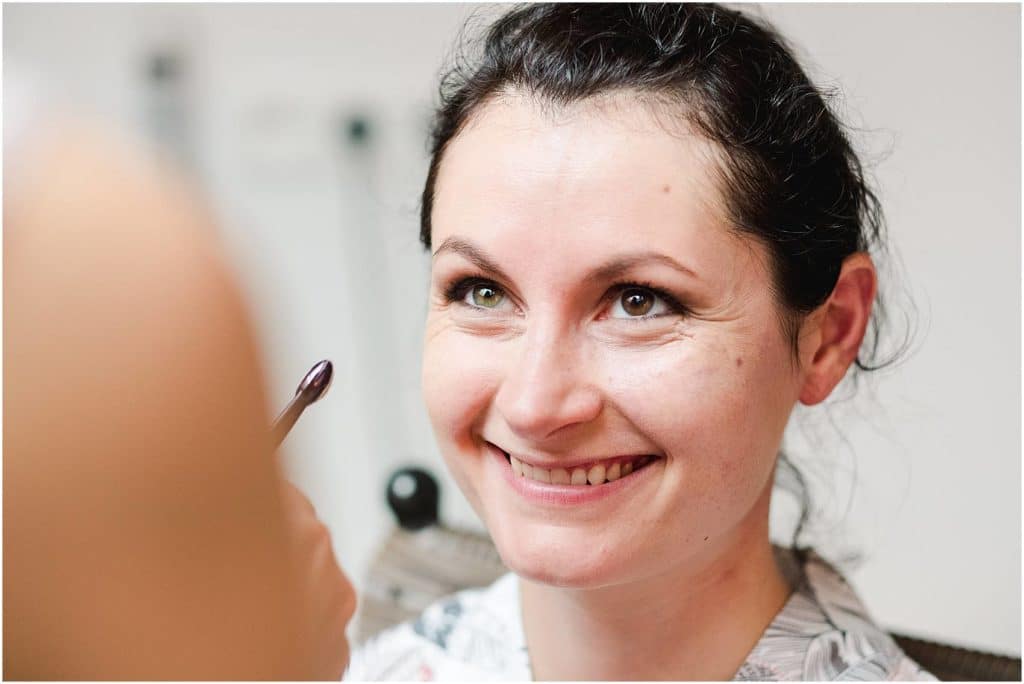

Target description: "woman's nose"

left=493, top=328, right=602, bottom=442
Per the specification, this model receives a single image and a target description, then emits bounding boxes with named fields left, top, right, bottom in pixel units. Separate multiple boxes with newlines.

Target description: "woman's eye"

left=468, top=283, right=505, bottom=308
left=609, top=287, right=672, bottom=319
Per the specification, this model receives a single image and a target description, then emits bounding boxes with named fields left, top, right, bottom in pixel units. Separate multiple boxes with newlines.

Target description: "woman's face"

left=422, top=94, right=804, bottom=588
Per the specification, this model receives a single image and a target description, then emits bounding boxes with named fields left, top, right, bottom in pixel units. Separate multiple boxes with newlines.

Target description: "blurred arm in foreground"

left=4, top=117, right=354, bottom=679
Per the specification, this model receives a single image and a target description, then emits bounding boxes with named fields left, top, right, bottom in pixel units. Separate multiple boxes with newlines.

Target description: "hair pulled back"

left=421, top=2, right=896, bottom=371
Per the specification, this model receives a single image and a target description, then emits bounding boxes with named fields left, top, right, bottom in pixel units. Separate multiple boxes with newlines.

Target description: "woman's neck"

left=519, top=496, right=792, bottom=681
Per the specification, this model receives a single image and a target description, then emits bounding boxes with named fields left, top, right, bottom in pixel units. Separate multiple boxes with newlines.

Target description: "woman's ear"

left=797, top=252, right=878, bottom=406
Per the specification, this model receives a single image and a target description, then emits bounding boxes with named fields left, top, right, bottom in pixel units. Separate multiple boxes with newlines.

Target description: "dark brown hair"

left=421, top=3, right=906, bottom=368
left=420, top=3, right=913, bottom=549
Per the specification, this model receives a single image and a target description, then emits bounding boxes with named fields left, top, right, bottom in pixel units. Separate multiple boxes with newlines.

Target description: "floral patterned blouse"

left=346, top=548, right=936, bottom=681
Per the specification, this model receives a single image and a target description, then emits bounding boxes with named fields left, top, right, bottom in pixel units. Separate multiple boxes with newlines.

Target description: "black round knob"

left=386, top=467, right=439, bottom=531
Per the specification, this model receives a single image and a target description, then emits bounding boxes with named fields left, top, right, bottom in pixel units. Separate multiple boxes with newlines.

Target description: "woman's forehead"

left=437, top=92, right=722, bottom=207
left=431, top=94, right=753, bottom=280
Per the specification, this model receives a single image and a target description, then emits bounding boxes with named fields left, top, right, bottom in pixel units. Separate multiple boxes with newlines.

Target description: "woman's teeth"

left=508, top=453, right=652, bottom=486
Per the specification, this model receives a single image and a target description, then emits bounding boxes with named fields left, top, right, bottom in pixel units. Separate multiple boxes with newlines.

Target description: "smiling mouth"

left=496, top=447, right=661, bottom=486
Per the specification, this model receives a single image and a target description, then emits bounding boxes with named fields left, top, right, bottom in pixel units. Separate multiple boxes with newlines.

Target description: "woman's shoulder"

left=736, top=547, right=937, bottom=681
left=345, top=572, right=530, bottom=681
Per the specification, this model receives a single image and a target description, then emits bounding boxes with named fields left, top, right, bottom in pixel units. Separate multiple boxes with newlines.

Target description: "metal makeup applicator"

left=270, top=359, right=333, bottom=448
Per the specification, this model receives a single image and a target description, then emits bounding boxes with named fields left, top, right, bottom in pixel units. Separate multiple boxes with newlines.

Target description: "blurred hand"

left=282, top=482, right=358, bottom=680
left=4, top=115, right=358, bottom=679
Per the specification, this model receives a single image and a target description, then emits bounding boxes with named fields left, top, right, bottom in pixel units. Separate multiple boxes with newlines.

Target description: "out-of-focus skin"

left=4, top=121, right=355, bottom=679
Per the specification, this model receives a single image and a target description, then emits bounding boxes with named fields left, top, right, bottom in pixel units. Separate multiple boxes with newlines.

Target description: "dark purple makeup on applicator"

left=271, top=360, right=333, bottom=448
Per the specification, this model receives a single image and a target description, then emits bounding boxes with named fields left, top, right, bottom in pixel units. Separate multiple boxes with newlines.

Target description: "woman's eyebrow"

left=583, top=253, right=700, bottom=285
left=432, top=236, right=514, bottom=284
left=432, top=236, right=698, bottom=284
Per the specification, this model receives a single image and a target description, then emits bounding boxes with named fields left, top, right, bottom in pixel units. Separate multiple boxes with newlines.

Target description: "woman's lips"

left=485, top=442, right=662, bottom=506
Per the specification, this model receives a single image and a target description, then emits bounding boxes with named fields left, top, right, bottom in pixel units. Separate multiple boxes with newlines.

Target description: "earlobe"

left=797, top=253, right=877, bottom=406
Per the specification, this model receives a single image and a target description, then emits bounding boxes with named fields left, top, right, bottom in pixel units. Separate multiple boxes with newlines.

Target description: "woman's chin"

left=490, top=527, right=632, bottom=589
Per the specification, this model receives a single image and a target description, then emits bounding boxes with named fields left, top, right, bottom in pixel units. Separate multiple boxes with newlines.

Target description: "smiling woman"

left=348, top=3, right=932, bottom=681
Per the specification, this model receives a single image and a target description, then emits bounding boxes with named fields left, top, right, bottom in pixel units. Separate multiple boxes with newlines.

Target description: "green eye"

left=470, top=284, right=505, bottom=308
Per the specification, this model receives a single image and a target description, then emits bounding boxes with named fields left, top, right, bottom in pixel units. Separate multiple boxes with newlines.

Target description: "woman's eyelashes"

left=441, top=275, right=688, bottom=321
left=444, top=276, right=516, bottom=313
left=605, top=282, right=689, bottom=321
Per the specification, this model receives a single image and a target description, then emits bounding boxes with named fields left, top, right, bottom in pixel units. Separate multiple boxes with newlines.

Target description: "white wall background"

left=6, top=3, right=1019, bottom=656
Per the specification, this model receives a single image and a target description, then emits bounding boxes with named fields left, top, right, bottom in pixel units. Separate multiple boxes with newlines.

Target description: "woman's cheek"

left=598, top=339, right=768, bottom=502
left=597, top=339, right=739, bottom=440
left=422, top=325, right=504, bottom=449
